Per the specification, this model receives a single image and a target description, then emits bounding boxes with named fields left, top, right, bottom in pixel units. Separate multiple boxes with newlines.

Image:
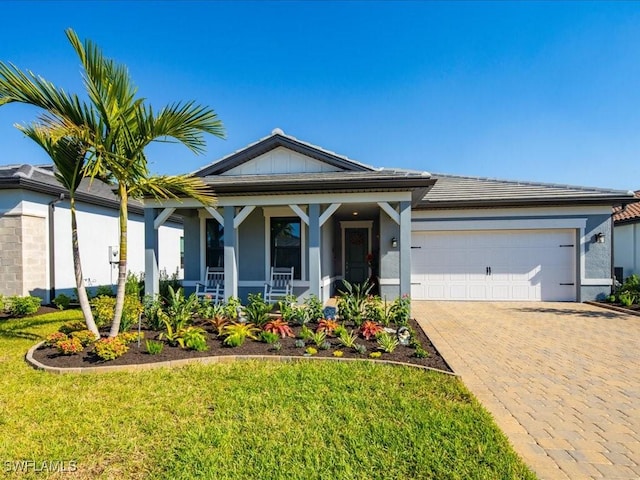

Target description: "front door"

left=345, top=228, right=369, bottom=284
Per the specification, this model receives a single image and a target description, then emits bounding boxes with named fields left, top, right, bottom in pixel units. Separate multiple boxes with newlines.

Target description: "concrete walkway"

left=414, top=301, right=640, bottom=480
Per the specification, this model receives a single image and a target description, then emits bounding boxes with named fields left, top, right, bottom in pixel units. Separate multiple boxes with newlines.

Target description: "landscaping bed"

left=31, top=316, right=452, bottom=372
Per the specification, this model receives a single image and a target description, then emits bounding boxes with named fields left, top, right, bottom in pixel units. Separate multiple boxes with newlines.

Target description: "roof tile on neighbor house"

left=613, top=190, right=640, bottom=224
left=418, top=173, right=636, bottom=208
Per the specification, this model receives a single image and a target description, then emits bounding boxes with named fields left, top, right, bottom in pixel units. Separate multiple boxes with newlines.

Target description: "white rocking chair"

left=195, top=267, right=224, bottom=303
left=264, top=266, right=294, bottom=303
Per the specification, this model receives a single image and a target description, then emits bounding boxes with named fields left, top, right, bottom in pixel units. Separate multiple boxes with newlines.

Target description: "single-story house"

left=143, top=129, right=636, bottom=303
left=0, top=164, right=184, bottom=302
left=613, top=190, right=640, bottom=280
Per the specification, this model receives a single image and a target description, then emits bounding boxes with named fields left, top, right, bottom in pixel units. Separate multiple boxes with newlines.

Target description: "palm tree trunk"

left=109, top=184, right=128, bottom=337
left=70, top=197, right=100, bottom=338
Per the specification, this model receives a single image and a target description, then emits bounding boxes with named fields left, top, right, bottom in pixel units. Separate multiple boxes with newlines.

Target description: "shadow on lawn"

left=511, top=306, right=622, bottom=320
left=0, top=316, right=62, bottom=341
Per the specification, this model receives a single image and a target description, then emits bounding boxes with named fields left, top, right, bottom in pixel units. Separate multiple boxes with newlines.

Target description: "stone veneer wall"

left=0, top=214, right=47, bottom=297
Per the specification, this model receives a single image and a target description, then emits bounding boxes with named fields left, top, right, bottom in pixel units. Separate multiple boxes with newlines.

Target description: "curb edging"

left=26, top=341, right=458, bottom=376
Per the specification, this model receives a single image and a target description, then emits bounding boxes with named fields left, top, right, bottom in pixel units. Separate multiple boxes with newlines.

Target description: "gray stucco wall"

left=580, top=214, right=613, bottom=301
left=379, top=210, right=400, bottom=299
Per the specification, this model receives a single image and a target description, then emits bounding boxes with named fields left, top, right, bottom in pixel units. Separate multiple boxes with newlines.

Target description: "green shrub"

left=58, top=320, right=86, bottom=335
left=125, top=271, right=144, bottom=299
left=364, top=296, right=386, bottom=324
left=223, top=297, right=242, bottom=321
left=414, top=346, right=429, bottom=358
left=71, top=329, right=98, bottom=346
left=376, top=332, right=399, bottom=353
left=94, top=285, right=115, bottom=297
left=304, top=295, right=324, bottom=323
left=91, top=295, right=116, bottom=327
left=0, top=294, right=4, bottom=313
left=258, top=331, right=280, bottom=344
left=94, top=337, right=129, bottom=361
left=145, top=340, right=164, bottom=355
left=159, top=269, right=181, bottom=302
left=120, top=295, right=144, bottom=333
left=53, top=293, right=72, bottom=310
left=164, top=286, right=198, bottom=328
left=56, top=337, right=84, bottom=355
left=119, top=331, right=144, bottom=344
left=143, top=295, right=165, bottom=331
left=388, top=295, right=411, bottom=326
left=6, top=295, right=41, bottom=317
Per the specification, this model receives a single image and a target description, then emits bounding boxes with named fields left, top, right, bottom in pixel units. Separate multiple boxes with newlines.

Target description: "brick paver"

left=414, top=301, right=640, bottom=480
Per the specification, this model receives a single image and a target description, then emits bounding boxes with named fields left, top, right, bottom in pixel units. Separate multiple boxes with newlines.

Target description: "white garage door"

left=411, top=229, right=576, bottom=301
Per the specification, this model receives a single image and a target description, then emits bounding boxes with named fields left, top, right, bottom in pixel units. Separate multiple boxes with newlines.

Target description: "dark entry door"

left=345, top=228, right=369, bottom=284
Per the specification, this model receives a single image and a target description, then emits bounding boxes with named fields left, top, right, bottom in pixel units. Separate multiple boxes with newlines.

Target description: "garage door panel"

left=410, top=229, right=576, bottom=301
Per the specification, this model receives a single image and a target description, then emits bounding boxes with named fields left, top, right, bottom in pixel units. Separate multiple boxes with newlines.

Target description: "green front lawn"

left=0, top=310, right=536, bottom=479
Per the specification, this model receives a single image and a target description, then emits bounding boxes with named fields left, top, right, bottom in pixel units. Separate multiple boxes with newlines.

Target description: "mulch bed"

left=31, top=317, right=453, bottom=373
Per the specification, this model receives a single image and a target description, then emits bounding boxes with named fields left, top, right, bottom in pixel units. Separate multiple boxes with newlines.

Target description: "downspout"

left=48, top=193, right=64, bottom=303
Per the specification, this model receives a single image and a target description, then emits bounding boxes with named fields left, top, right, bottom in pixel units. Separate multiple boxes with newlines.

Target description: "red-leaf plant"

left=264, top=319, right=295, bottom=338
left=360, top=320, right=383, bottom=341
left=316, top=319, right=339, bottom=336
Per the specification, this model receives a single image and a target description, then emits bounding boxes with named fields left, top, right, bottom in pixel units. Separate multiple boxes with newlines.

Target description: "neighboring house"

left=613, top=190, right=640, bottom=280
left=0, top=164, right=184, bottom=303
left=143, top=129, right=636, bottom=303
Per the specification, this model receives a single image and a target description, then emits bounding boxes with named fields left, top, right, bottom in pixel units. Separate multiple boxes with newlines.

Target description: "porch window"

left=205, top=219, right=224, bottom=268
left=270, top=217, right=301, bottom=280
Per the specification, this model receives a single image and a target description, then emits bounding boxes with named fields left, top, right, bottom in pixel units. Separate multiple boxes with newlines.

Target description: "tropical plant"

left=369, top=352, right=382, bottom=359
left=388, top=294, right=411, bottom=326
left=182, top=327, right=208, bottom=351
left=53, top=293, right=72, bottom=310
left=304, top=295, right=324, bottom=323
left=94, top=337, right=129, bottom=361
left=221, top=322, right=259, bottom=347
left=310, top=330, right=327, bottom=347
left=299, top=325, right=314, bottom=341
left=145, top=339, right=164, bottom=355
left=305, top=347, right=317, bottom=356
left=125, top=271, right=144, bottom=299
left=159, top=269, right=181, bottom=301
left=263, top=319, right=294, bottom=338
left=208, top=316, right=229, bottom=336
left=5, top=296, right=41, bottom=317
left=333, top=324, right=348, bottom=338
left=0, top=28, right=223, bottom=337
left=164, top=286, right=198, bottom=327
left=316, top=319, right=339, bottom=336
left=376, top=332, right=399, bottom=353
left=142, top=295, right=164, bottom=331
left=337, top=280, right=373, bottom=326
left=414, top=346, right=429, bottom=358
left=244, top=293, right=273, bottom=327
left=277, top=294, right=298, bottom=322
left=360, top=320, right=383, bottom=341
left=223, top=297, right=242, bottom=321
left=338, top=329, right=358, bottom=349
left=258, top=331, right=280, bottom=344
left=364, top=296, right=386, bottom=325
left=198, top=298, right=224, bottom=320
left=119, top=331, right=144, bottom=344
left=333, top=350, right=344, bottom=357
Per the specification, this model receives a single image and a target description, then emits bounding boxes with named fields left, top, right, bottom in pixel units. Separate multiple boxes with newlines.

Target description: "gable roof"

left=613, top=190, right=640, bottom=224
left=194, top=128, right=376, bottom=176
left=418, top=173, right=636, bottom=209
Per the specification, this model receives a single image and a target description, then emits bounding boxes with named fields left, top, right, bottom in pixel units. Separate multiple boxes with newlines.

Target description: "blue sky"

left=1, top=1, right=639, bottom=190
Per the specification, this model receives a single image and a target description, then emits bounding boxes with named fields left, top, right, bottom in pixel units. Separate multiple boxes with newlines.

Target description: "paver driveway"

left=414, top=301, right=640, bottom=480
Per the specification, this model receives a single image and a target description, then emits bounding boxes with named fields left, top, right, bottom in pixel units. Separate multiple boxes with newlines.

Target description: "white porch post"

left=399, top=201, right=411, bottom=298
left=308, top=204, right=321, bottom=299
left=144, top=208, right=160, bottom=297
left=223, top=206, right=238, bottom=299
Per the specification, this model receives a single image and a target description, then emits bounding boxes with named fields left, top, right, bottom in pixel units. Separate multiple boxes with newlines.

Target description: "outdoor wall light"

left=391, top=237, right=398, bottom=248
left=594, top=232, right=605, bottom=244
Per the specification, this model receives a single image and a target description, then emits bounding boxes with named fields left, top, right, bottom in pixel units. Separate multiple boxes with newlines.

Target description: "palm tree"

left=17, top=126, right=100, bottom=338
left=0, top=28, right=224, bottom=336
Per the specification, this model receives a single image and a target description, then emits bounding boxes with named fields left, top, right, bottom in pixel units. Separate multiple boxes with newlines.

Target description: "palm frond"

left=128, top=174, right=216, bottom=205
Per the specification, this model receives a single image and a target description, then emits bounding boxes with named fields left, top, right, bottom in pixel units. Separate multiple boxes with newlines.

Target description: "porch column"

left=308, top=204, right=321, bottom=299
left=144, top=208, right=159, bottom=297
left=223, top=206, right=238, bottom=299
left=399, top=201, right=411, bottom=298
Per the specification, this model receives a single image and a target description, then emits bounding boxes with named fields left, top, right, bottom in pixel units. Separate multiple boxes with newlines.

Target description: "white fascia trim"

left=379, top=278, right=400, bottom=286
left=144, top=191, right=411, bottom=209
left=581, top=278, right=614, bottom=286
left=411, top=218, right=588, bottom=231
left=154, top=207, right=176, bottom=229
left=412, top=205, right=613, bottom=219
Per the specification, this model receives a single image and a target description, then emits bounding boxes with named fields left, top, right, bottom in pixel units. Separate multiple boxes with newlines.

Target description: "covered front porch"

left=144, top=192, right=414, bottom=303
